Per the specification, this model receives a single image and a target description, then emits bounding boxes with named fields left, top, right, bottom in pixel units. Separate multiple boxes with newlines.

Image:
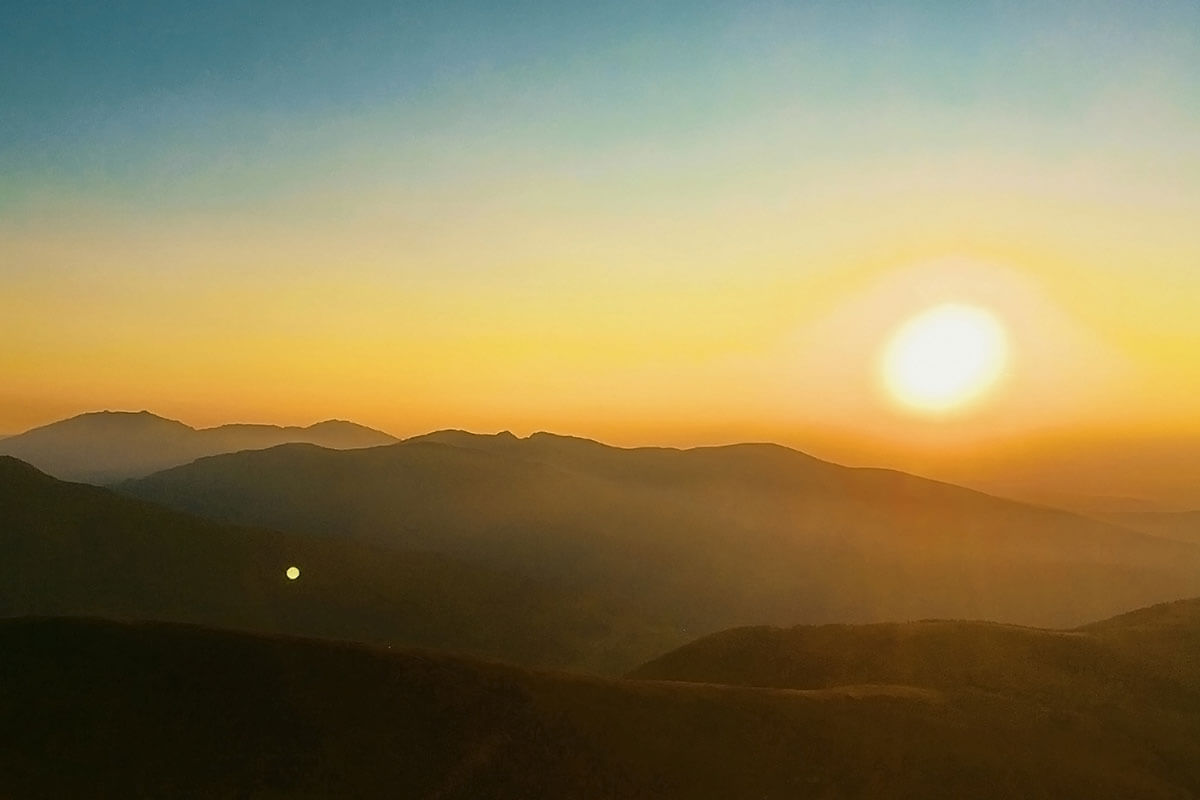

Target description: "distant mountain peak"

left=307, top=419, right=365, bottom=430
left=83, top=410, right=169, bottom=419
left=410, top=429, right=521, bottom=445
left=527, top=431, right=603, bottom=444
left=61, top=409, right=192, bottom=428
left=0, top=411, right=398, bottom=483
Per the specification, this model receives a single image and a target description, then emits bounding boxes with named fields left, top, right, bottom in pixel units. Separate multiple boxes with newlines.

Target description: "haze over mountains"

left=1101, top=511, right=1200, bottom=546
left=6, top=413, right=1200, bottom=796
left=6, top=606, right=1200, bottom=798
left=0, top=411, right=398, bottom=483
left=0, top=456, right=672, bottom=672
left=8, top=408, right=1199, bottom=638
left=119, top=429, right=1200, bottom=637
left=950, top=437, right=1200, bottom=513
left=11, top=409, right=1199, bottom=513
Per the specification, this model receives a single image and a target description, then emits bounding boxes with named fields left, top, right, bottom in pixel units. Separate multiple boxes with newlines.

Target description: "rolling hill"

left=0, top=410, right=398, bottom=483
left=630, top=598, right=1200, bottom=796
left=0, top=456, right=673, bottom=672
left=3, top=615, right=1198, bottom=799
left=120, top=430, right=1200, bottom=635
left=632, top=598, right=1200, bottom=696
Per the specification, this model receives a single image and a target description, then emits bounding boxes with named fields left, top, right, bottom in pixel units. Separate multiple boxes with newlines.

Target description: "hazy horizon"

left=4, top=406, right=1200, bottom=512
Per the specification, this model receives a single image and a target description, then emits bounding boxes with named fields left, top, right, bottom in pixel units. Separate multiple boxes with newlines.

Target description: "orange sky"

left=6, top=247, right=1198, bottom=453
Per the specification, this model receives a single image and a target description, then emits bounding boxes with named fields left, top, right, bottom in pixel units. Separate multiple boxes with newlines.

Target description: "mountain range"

left=7, top=410, right=1200, bottom=796
left=119, top=429, right=1200, bottom=637
left=0, top=410, right=398, bottom=483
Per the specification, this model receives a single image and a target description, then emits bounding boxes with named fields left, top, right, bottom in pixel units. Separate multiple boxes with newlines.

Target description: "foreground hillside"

left=632, top=598, right=1200, bottom=794
left=0, top=457, right=671, bottom=672
left=0, top=410, right=398, bottom=483
left=122, top=430, right=1200, bottom=633
left=633, top=598, right=1200, bottom=693
left=2, top=616, right=1196, bottom=799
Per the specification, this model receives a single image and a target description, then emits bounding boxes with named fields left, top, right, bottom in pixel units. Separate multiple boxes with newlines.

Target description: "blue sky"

left=5, top=1, right=1197, bottom=210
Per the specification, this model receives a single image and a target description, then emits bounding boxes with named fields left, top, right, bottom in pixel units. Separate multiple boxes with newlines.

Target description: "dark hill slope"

left=0, top=617, right=1192, bottom=799
left=0, top=457, right=671, bottom=672
left=632, top=600, right=1200, bottom=697
left=121, top=431, right=1200, bottom=632
left=1078, top=597, right=1200, bottom=686
left=631, top=602, right=1200, bottom=792
left=0, top=410, right=398, bottom=483
left=629, top=619, right=1167, bottom=701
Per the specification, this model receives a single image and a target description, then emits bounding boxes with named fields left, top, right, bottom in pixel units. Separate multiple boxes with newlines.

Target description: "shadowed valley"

left=0, top=456, right=672, bottom=672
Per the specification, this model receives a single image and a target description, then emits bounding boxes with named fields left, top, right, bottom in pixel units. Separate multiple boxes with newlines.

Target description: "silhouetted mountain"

left=0, top=410, right=398, bottom=483
left=3, top=615, right=1197, bottom=799
left=0, top=457, right=673, bottom=672
left=1100, top=510, right=1200, bottom=545
left=120, top=431, right=1200, bottom=635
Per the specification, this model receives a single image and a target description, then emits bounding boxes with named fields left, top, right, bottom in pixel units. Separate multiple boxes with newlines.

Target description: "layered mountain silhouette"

left=1101, top=510, right=1200, bottom=545
left=955, top=436, right=1200, bottom=512
left=4, top=611, right=1199, bottom=798
left=120, top=430, right=1200, bottom=635
left=0, top=456, right=673, bottom=672
left=0, top=410, right=398, bottom=483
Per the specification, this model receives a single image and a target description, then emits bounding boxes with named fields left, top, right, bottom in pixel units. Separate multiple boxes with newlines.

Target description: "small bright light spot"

left=285, top=566, right=301, bottom=580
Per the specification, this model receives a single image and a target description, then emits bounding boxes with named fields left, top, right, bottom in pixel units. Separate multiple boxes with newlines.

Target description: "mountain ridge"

left=120, top=431, right=1200, bottom=635
left=0, top=410, right=399, bottom=483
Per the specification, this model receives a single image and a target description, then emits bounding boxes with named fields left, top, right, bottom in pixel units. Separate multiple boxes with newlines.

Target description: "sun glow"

left=882, top=304, right=1009, bottom=414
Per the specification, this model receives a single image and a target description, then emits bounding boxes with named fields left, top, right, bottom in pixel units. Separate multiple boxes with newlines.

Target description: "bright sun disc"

left=882, top=304, right=1009, bottom=413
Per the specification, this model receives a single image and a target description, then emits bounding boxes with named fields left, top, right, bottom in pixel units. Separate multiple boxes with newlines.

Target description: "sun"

left=881, top=304, right=1009, bottom=414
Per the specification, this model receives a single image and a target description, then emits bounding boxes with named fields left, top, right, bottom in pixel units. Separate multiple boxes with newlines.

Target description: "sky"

left=4, top=0, right=1200, bottom=475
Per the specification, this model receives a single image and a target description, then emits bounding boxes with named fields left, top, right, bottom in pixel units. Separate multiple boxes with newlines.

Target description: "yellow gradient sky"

left=4, top=1, right=1199, bottom=479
